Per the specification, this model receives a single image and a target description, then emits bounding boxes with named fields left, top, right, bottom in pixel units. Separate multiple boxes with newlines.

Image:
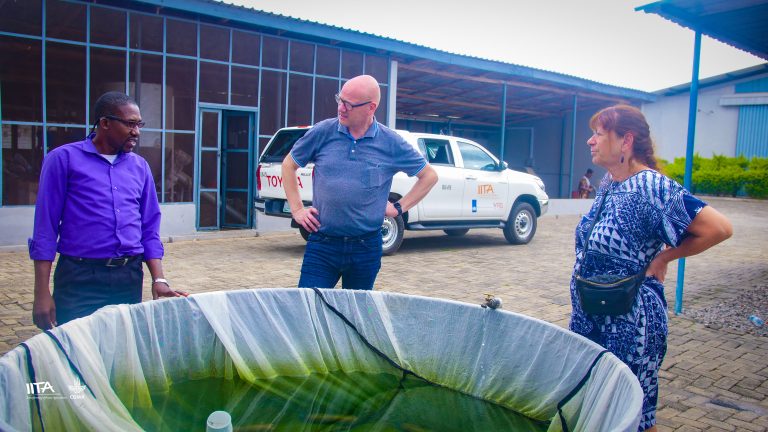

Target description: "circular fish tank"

left=0, top=289, right=642, bottom=431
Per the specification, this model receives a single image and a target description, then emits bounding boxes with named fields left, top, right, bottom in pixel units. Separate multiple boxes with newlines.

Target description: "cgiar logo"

left=68, top=378, right=87, bottom=400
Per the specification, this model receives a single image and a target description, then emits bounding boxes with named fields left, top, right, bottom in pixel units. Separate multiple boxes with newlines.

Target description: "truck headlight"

left=534, top=176, right=545, bottom=192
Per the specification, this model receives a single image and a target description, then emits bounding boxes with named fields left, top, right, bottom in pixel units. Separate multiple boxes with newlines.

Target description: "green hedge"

left=659, top=155, right=768, bottom=199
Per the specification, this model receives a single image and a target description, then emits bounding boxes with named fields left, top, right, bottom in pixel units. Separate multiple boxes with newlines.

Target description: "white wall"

left=642, top=84, right=741, bottom=162
left=0, top=203, right=200, bottom=249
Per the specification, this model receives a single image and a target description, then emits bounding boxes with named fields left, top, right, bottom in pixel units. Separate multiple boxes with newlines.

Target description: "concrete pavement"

left=0, top=196, right=766, bottom=431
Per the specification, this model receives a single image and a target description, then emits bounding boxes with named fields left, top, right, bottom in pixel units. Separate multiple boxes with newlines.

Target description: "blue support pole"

left=675, top=30, right=702, bottom=315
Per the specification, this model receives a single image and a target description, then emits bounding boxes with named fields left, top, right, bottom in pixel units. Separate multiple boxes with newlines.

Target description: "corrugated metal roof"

left=654, top=63, right=768, bottom=95
left=637, top=0, right=768, bottom=60
left=131, top=0, right=653, bottom=100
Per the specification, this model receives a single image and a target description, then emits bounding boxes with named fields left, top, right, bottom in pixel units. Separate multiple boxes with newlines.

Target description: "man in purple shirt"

left=29, top=92, right=186, bottom=330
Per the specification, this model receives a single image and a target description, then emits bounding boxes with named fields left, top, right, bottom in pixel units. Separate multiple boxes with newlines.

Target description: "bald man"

left=282, top=75, right=437, bottom=290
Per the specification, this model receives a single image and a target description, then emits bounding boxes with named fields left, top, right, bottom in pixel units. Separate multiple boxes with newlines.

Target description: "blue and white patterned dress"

left=569, top=170, right=706, bottom=431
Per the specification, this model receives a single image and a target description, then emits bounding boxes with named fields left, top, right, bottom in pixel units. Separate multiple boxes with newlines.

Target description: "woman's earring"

left=620, top=154, right=625, bottom=164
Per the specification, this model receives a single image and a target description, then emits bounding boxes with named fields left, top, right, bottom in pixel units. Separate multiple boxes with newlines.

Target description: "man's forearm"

left=397, top=165, right=438, bottom=211
left=281, top=156, right=303, bottom=212
left=33, top=260, right=53, bottom=297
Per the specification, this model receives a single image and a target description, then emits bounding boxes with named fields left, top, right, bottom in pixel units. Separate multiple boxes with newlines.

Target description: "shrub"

left=659, top=154, right=767, bottom=199
left=745, top=170, right=768, bottom=198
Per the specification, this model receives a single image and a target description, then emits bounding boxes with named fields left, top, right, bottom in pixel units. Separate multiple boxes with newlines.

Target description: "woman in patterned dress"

left=569, top=105, right=732, bottom=432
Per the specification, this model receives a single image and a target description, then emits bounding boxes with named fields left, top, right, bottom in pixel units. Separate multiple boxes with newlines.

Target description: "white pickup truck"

left=255, top=126, right=549, bottom=255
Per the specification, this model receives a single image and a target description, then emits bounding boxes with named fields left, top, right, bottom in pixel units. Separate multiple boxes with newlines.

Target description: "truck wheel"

left=381, top=214, right=404, bottom=255
left=298, top=226, right=310, bottom=241
left=444, top=228, right=469, bottom=237
left=503, top=202, right=536, bottom=245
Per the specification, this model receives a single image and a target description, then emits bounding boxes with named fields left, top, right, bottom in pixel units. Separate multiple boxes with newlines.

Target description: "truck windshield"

left=260, top=129, right=309, bottom=163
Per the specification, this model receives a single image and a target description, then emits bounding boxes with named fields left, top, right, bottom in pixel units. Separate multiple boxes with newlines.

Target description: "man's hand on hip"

left=293, top=206, right=320, bottom=232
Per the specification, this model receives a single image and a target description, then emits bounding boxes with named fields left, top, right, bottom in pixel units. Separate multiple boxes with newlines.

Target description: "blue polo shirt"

left=290, top=118, right=427, bottom=236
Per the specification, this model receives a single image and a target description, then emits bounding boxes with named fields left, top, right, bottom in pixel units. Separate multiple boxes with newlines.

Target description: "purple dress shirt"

left=29, top=135, right=164, bottom=261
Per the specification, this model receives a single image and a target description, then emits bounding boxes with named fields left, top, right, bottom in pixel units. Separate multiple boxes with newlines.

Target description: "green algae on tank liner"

left=129, top=371, right=550, bottom=431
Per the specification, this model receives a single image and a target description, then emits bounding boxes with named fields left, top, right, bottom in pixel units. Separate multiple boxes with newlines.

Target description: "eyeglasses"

left=334, top=94, right=371, bottom=111
left=103, top=115, right=146, bottom=129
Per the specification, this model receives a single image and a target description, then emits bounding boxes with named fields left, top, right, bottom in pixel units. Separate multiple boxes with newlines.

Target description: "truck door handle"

left=465, top=176, right=477, bottom=180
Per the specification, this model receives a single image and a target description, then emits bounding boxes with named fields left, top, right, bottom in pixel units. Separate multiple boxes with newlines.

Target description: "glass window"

left=46, top=126, right=85, bottom=152
left=0, top=37, right=42, bottom=122
left=260, top=71, right=286, bottom=135
left=258, top=137, right=270, bottom=159
left=166, top=19, right=197, bottom=56
left=225, top=114, right=250, bottom=150
left=377, top=85, right=388, bottom=125
left=129, top=53, right=163, bottom=129
left=199, top=62, right=228, bottom=104
left=313, top=78, right=338, bottom=123
left=2, top=124, right=43, bottom=206
left=287, top=74, right=312, bottom=127
left=165, top=57, right=196, bottom=130
left=90, top=6, right=126, bottom=47
left=316, top=45, right=339, bottom=77
left=225, top=153, right=249, bottom=189
left=341, top=50, right=363, bottom=79
left=201, top=111, right=219, bottom=149
left=130, top=13, right=163, bottom=52
left=231, top=66, right=258, bottom=107
left=200, top=152, right=218, bottom=189
left=165, top=132, right=195, bottom=202
left=199, top=191, right=217, bottom=226
left=46, top=0, right=86, bottom=42
left=47, top=42, right=86, bottom=124
left=421, top=138, right=454, bottom=166
left=0, top=0, right=41, bottom=36
left=458, top=141, right=497, bottom=170
left=200, top=24, right=229, bottom=61
left=135, top=130, right=162, bottom=198
left=365, top=54, right=388, bottom=84
left=262, top=36, right=287, bottom=69
left=89, top=48, right=126, bottom=115
left=232, top=30, right=260, bottom=66
left=290, top=41, right=314, bottom=74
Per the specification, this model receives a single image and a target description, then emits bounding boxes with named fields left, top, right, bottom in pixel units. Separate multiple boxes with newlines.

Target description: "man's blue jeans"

left=298, top=231, right=383, bottom=290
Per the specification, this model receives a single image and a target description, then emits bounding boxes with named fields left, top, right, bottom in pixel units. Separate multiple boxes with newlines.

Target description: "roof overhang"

left=124, top=0, right=655, bottom=126
left=637, top=0, right=768, bottom=60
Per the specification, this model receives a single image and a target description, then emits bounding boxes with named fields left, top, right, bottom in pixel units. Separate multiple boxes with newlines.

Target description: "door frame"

left=196, top=103, right=259, bottom=230
left=220, top=110, right=256, bottom=229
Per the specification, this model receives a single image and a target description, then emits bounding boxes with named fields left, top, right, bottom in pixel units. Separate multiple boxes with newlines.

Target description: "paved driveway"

left=0, top=197, right=766, bottom=431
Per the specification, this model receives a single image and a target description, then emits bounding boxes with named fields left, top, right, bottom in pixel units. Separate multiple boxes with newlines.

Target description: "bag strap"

left=578, top=186, right=610, bottom=277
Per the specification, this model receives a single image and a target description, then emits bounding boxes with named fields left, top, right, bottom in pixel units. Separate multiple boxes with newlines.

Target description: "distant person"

left=569, top=105, right=732, bottom=432
left=29, top=92, right=187, bottom=330
left=282, top=75, right=438, bottom=290
left=578, top=168, right=595, bottom=198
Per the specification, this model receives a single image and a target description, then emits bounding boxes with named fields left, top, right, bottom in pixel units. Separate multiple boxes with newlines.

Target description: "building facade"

left=642, top=65, right=768, bottom=163
left=0, top=0, right=654, bottom=246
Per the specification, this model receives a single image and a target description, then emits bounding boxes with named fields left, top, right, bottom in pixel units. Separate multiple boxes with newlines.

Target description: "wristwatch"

left=393, top=201, right=403, bottom=217
left=153, top=278, right=170, bottom=287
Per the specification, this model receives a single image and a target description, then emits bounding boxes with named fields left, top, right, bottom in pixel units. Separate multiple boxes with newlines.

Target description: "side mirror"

left=498, top=161, right=508, bottom=171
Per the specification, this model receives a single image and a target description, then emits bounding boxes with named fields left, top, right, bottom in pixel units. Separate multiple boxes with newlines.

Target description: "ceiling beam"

left=398, top=63, right=633, bottom=104
left=397, top=91, right=550, bottom=116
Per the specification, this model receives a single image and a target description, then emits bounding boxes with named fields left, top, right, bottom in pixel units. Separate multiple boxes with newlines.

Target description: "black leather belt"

left=61, top=254, right=143, bottom=267
left=314, top=230, right=382, bottom=241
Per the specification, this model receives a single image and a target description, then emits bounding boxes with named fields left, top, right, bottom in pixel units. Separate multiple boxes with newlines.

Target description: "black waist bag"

left=575, top=273, right=644, bottom=315
left=576, top=185, right=646, bottom=316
